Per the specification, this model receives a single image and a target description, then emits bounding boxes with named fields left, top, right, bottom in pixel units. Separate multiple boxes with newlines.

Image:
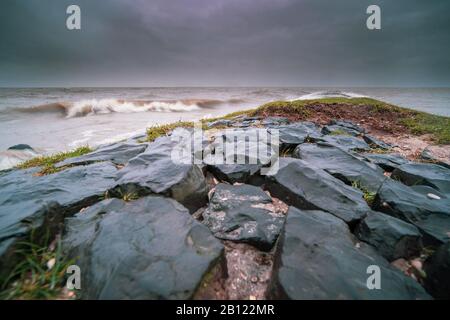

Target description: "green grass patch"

left=145, top=121, right=195, bottom=142
left=352, top=180, right=376, bottom=206
left=0, top=236, right=75, bottom=300
left=250, top=100, right=311, bottom=118
left=17, top=146, right=92, bottom=175
left=400, top=112, right=450, bottom=144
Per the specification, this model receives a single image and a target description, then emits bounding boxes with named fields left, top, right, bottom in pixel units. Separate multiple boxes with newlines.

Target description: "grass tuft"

left=146, top=121, right=194, bottom=142
left=351, top=180, right=376, bottom=206
left=0, top=236, right=75, bottom=300
left=17, top=146, right=92, bottom=175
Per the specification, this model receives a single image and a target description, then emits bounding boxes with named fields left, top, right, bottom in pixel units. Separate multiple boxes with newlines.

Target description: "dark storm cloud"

left=0, top=0, right=449, bottom=86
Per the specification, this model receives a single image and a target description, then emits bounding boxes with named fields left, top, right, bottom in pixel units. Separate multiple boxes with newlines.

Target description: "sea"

left=0, top=87, right=449, bottom=169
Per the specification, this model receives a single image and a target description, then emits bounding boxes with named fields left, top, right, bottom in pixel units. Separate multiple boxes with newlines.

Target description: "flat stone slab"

left=420, top=148, right=450, bottom=169
left=63, top=196, right=224, bottom=299
left=262, top=117, right=290, bottom=127
left=264, top=158, right=371, bottom=225
left=329, top=119, right=366, bottom=133
left=356, top=211, right=423, bottom=261
left=363, top=135, right=391, bottom=150
left=315, top=135, right=371, bottom=152
left=269, top=207, right=431, bottom=299
left=373, top=179, right=450, bottom=245
left=55, top=142, right=147, bottom=168
left=322, top=124, right=361, bottom=137
left=203, top=183, right=285, bottom=250
left=293, top=143, right=386, bottom=193
left=112, top=136, right=208, bottom=212
left=269, top=122, right=322, bottom=148
left=0, top=162, right=118, bottom=274
left=361, top=153, right=410, bottom=172
left=206, top=163, right=261, bottom=184
left=391, top=163, right=450, bottom=195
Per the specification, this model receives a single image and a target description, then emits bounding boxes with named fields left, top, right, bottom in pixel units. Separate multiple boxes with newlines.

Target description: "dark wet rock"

left=126, top=133, right=147, bottom=143
left=242, top=116, right=263, bottom=121
left=207, top=129, right=277, bottom=173
left=263, top=158, right=371, bottom=225
left=111, top=136, right=208, bottom=212
left=424, top=242, right=450, bottom=299
left=7, top=144, right=34, bottom=151
left=363, top=135, right=391, bottom=150
left=0, top=162, right=118, bottom=276
left=55, top=142, right=147, bottom=167
left=361, top=153, right=410, bottom=172
left=207, top=119, right=233, bottom=128
left=203, top=183, right=284, bottom=251
left=355, top=211, right=423, bottom=261
left=391, top=163, right=450, bottom=195
left=269, top=207, right=431, bottom=299
left=262, top=117, right=290, bottom=127
left=420, top=148, right=450, bottom=169
left=321, top=124, right=361, bottom=137
left=315, top=135, right=371, bottom=152
left=329, top=119, right=366, bottom=133
left=206, top=164, right=261, bottom=184
left=373, top=179, right=450, bottom=245
left=268, top=122, right=322, bottom=149
left=63, top=196, right=224, bottom=299
left=293, top=143, right=386, bottom=193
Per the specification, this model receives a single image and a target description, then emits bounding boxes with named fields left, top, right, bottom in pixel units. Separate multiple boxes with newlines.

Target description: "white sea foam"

left=65, top=99, right=202, bottom=118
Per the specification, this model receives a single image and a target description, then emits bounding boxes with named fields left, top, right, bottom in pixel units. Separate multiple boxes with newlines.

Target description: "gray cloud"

left=0, top=0, right=449, bottom=86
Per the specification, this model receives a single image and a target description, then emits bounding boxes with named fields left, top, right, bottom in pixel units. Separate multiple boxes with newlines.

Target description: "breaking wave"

left=14, top=98, right=245, bottom=118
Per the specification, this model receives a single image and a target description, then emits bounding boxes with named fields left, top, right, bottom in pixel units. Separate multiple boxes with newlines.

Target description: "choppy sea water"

left=0, top=87, right=449, bottom=169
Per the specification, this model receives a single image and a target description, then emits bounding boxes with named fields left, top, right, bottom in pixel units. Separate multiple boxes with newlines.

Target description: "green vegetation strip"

left=0, top=237, right=75, bottom=300
left=16, top=146, right=92, bottom=175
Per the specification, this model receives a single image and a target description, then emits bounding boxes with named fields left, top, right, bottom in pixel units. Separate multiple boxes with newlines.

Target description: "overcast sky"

left=0, top=0, right=449, bottom=87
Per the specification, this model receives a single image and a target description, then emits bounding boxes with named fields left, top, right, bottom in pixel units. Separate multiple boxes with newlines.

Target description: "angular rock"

left=316, top=135, right=371, bottom=152
left=205, top=128, right=277, bottom=183
left=269, top=207, right=431, bottom=299
left=424, top=242, right=450, bottom=299
left=8, top=144, right=34, bottom=151
left=355, top=211, right=423, bottom=261
left=363, top=135, right=391, bottom=150
left=63, top=196, right=224, bottom=299
left=322, top=124, right=361, bottom=137
left=55, top=142, right=147, bottom=167
left=293, top=143, right=386, bottom=193
left=269, top=122, right=322, bottom=148
left=262, top=117, right=290, bottom=127
left=361, top=153, right=410, bottom=172
left=207, top=119, right=233, bottom=128
left=0, top=162, right=118, bottom=275
left=111, top=136, right=208, bottom=212
left=373, top=179, right=450, bottom=245
left=391, top=163, right=450, bottom=195
left=420, top=148, right=450, bottom=169
left=263, top=158, right=371, bottom=225
left=203, top=183, right=285, bottom=250
left=206, top=163, right=261, bottom=184
left=329, top=119, right=366, bottom=133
